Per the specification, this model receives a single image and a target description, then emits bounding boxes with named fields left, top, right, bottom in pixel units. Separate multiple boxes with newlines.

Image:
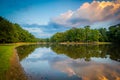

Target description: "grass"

left=0, top=43, right=35, bottom=74
left=95, top=42, right=111, bottom=44
left=60, top=42, right=111, bottom=45
left=0, top=45, right=15, bottom=73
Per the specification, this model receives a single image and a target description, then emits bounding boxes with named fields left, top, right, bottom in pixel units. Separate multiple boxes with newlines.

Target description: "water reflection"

left=17, top=44, right=120, bottom=80
left=16, top=44, right=49, bottom=61
left=108, top=45, right=120, bottom=62
left=51, top=44, right=120, bottom=62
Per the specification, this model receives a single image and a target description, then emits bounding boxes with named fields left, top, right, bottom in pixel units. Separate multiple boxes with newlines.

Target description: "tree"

left=50, top=26, right=100, bottom=42
left=107, top=24, right=120, bottom=43
left=0, top=16, right=36, bottom=43
left=50, top=32, right=65, bottom=42
left=90, top=29, right=99, bottom=41
left=84, top=26, right=91, bottom=42
left=98, top=28, right=108, bottom=42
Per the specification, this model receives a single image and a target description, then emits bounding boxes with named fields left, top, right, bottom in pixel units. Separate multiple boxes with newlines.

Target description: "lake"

left=0, top=44, right=120, bottom=80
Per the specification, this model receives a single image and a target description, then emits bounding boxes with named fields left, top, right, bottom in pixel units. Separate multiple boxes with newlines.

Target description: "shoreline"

left=59, top=42, right=111, bottom=45
left=0, top=42, right=112, bottom=45
left=7, top=46, right=28, bottom=80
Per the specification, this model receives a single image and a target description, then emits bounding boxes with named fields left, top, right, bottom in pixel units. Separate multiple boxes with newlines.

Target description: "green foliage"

left=1, top=16, right=120, bottom=44
left=0, top=16, right=36, bottom=43
left=50, top=26, right=100, bottom=42
left=50, top=24, right=120, bottom=44
left=98, top=28, right=108, bottom=42
left=107, top=24, right=120, bottom=43
left=36, top=38, right=50, bottom=42
left=51, top=32, right=66, bottom=42
left=90, top=29, right=99, bottom=41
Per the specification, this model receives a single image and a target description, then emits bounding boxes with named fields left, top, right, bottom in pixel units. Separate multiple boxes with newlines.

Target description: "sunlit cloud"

left=52, top=60, right=76, bottom=76
left=51, top=1, right=120, bottom=27
left=51, top=10, right=74, bottom=27
left=51, top=58, right=120, bottom=80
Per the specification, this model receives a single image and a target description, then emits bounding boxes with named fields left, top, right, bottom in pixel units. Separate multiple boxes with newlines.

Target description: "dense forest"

left=50, top=24, right=120, bottom=44
left=0, top=17, right=37, bottom=43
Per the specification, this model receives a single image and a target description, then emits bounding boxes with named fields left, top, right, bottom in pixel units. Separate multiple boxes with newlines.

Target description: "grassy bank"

left=60, top=42, right=111, bottom=45
left=0, top=45, right=15, bottom=73
left=0, top=42, right=38, bottom=74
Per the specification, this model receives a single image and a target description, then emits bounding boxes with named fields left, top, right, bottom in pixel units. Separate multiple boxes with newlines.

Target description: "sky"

left=0, top=0, right=120, bottom=38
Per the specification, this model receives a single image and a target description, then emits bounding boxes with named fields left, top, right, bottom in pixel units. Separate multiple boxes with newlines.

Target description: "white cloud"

left=23, top=27, right=43, bottom=33
left=52, top=1, right=120, bottom=28
left=22, top=24, right=69, bottom=38
left=23, top=27, right=53, bottom=38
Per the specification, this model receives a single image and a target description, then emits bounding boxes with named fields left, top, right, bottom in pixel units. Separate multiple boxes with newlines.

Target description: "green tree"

left=98, top=28, right=108, bottom=42
left=107, top=24, right=120, bottom=43
left=50, top=26, right=100, bottom=42
left=90, top=29, right=100, bottom=41
left=50, top=32, right=65, bottom=42
left=84, top=26, right=91, bottom=42
left=0, top=16, right=36, bottom=43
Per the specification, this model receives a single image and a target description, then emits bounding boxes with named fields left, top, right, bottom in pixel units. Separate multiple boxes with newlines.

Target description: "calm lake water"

left=0, top=44, right=120, bottom=80
left=16, top=44, right=120, bottom=80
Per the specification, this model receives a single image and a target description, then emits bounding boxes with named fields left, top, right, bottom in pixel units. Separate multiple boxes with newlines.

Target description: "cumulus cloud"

left=51, top=10, right=74, bottom=27
left=21, top=1, right=120, bottom=38
left=51, top=1, right=120, bottom=27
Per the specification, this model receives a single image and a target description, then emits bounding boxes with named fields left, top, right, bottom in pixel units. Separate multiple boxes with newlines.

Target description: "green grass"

left=60, top=42, right=111, bottom=45
left=0, top=42, right=38, bottom=74
left=0, top=45, right=15, bottom=73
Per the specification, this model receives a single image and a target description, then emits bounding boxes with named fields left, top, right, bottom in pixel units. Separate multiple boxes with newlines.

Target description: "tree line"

left=0, top=16, right=37, bottom=43
left=0, top=16, right=120, bottom=43
left=50, top=24, right=120, bottom=44
left=50, top=26, right=99, bottom=42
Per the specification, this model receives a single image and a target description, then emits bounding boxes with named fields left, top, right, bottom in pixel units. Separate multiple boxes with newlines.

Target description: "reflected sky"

left=20, top=45, right=120, bottom=80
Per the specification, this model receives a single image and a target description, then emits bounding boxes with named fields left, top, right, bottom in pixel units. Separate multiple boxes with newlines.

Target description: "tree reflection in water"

left=17, top=44, right=120, bottom=62
left=51, top=44, right=120, bottom=62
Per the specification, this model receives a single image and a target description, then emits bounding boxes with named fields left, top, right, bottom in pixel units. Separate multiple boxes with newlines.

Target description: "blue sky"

left=0, top=0, right=90, bottom=24
left=0, top=0, right=120, bottom=38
